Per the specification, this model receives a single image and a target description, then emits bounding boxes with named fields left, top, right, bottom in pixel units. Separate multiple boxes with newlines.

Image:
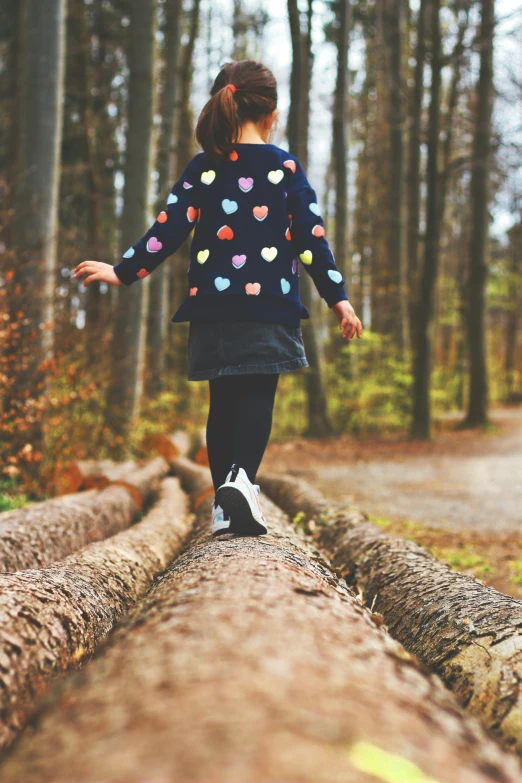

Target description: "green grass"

left=0, top=479, right=29, bottom=512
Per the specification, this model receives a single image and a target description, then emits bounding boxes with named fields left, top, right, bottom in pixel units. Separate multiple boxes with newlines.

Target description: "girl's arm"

left=285, top=158, right=362, bottom=340
left=74, top=154, right=203, bottom=287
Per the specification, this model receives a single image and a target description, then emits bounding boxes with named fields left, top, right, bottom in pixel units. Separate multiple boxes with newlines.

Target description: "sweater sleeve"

left=285, top=156, right=348, bottom=308
left=113, top=155, right=202, bottom=286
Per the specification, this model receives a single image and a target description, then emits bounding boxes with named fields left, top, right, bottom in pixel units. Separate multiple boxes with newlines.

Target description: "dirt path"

left=265, top=407, right=522, bottom=531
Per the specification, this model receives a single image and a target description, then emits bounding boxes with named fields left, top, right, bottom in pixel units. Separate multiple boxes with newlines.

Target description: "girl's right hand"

left=73, top=260, right=122, bottom=287
left=332, top=300, right=363, bottom=341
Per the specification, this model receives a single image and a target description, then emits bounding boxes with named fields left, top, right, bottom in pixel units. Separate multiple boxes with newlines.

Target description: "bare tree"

left=411, top=0, right=442, bottom=439
left=147, top=0, right=182, bottom=396
left=106, top=0, right=157, bottom=450
left=8, top=0, right=66, bottom=432
left=288, top=0, right=331, bottom=437
left=463, top=0, right=494, bottom=427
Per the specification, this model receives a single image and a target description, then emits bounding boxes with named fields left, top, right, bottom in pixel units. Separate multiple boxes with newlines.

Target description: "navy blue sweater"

left=113, top=143, right=348, bottom=327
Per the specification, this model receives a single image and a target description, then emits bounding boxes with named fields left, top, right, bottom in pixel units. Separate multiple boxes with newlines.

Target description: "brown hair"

left=195, top=60, right=278, bottom=162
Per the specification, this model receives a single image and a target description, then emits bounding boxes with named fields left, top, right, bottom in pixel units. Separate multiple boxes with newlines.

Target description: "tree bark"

left=0, top=458, right=169, bottom=572
left=105, top=0, right=157, bottom=451
left=0, top=462, right=518, bottom=782
left=57, top=459, right=138, bottom=494
left=332, top=0, right=351, bottom=280
left=7, top=0, right=66, bottom=440
left=0, top=477, right=189, bottom=751
left=287, top=0, right=331, bottom=437
left=260, top=470, right=522, bottom=755
left=168, top=0, right=200, bottom=377
left=406, top=0, right=426, bottom=348
left=410, top=0, right=442, bottom=440
left=383, top=0, right=406, bottom=347
left=147, top=0, right=182, bottom=397
left=464, top=0, right=494, bottom=427
left=505, top=224, right=521, bottom=399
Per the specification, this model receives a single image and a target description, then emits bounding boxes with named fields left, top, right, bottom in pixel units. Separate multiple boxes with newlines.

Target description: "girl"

left=74, top=60, right=362, bottom=538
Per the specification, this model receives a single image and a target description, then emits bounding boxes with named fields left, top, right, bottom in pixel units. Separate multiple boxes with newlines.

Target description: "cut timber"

left=0, top=463, right=519, bottom=782
left=0, top=457, right=169, bottom=572
left=140, top=429, right=192, bottom=463
left=259, top=471, right=522, bottom=755
left=0, top=477, right=189, bottom=751
left=57, top=460, right=137, bottom=494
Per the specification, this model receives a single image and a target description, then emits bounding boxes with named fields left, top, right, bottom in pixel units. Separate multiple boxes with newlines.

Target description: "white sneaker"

left=211, top=500, right=230, bottom=535
left=215, top=464, right=268, bottom=536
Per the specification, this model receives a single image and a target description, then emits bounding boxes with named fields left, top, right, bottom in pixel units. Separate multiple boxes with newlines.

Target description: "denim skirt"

left=187, top=321, right=309, bottom=381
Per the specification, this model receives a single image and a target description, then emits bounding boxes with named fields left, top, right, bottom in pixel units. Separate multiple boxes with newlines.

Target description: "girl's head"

left=195, top=60, right=278, bottom=161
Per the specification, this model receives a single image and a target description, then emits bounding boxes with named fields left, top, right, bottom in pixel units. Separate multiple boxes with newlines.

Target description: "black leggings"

left=206, top=373, right=279, bottom=491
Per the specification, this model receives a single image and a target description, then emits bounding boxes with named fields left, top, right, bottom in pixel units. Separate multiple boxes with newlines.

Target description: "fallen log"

left=0, top=457, right=169, bottom=572
left=0, top=476, right=190, bottom=751
left=259, top=471, right=522, bottom=755
left=0, top=463, right=519, bottom=782
left=139, top=429, right=192, bottom=463
left=57, top=460, right=137, bottom=494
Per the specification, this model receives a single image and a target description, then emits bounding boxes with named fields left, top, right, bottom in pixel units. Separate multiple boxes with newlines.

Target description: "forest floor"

left=264, top=405, right=522, bottom=601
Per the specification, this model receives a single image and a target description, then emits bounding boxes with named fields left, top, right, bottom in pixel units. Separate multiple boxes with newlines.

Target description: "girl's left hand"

left=332, top=300, right=363, bottom=341
left=73, top=260, right=122, bottom=287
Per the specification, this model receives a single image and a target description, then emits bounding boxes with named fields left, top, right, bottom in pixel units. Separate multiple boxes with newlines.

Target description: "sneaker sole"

left=215, top=486, right=267, bottom=536
left=212, top=523, right=230, bottom=536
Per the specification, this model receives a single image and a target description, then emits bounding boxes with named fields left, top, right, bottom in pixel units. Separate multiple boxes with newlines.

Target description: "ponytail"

left=195, top=61, right=278, bottom=162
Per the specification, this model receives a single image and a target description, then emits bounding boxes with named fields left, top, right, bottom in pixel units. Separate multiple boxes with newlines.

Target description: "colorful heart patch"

left=187, top=206, right=198, bottom=222
left=280, top=278, right=291, bottom=294
left=229, top=150, right=239, bottom=161
left=201, top=170, right=216, bottom=185
left=157, top=211, right=168, bottom=224
left=312, top=224, right=325, bottom=237
left=232, top=254, right=246, bottom=269
left=267, top=169, right=284, bottom=184
left=283, top=160, right=296, bottom=173
left=328, top=270, right=343, bottom=283
left=253, top=205, right=268, bottom=221
left=147, top=237, right=163, bottom=253
left=167, top=193, right=178, bottom=205
left=217, top=225, right=234, bottom=240
left=190, top=287, right=198, bottom=296
left=222, top=199, right=238, bottom=214
left=292, top=258, right=298, bottom=275
left=309, top=202, right=320, bottom=216
left=285, top=227, right=292, bottom=241
left=261, top=247, right=278, bottom=262
left=299, top=250, right=313, bottom=265
left=238, top=177, right=254, bottom=193
left=215, top=277, right=230, bottom=291
left=137, top=268, right=149, bottom=278
left=183, top=181, right=193, bottom=189
left=245, top=282, right=261, bottom=296
left=197, top=249, right=209, bottom=264
left=123, top=247, right=135, bottom=258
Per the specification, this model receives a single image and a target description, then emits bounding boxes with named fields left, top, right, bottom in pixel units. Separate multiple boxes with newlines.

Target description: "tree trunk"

left=410, top=0, right=442, bottom=440
left=0, top=477, right=188, bottom=752
left=8, top=0, right=66, bottom=441
left=105, top=0, right=157, bottom=451
left=505, top=224, right=521, bottom=400
left=260, top=470, right=522, bottom=755
left=464, top=0, right=494, bottom=427
left=406, top=0, right=426, bottom=348
left=167, top=0, right=200, bottom=378
left=332, top=0, right=350, bottom=280
left=287, top=0, right=331, bottom=437
left=383, top=0, right=406, bottom=347
left=146, top=0, right=182, bottom=397
left=0, top=461, right=519, bottom=782
left=0, top=458, right=168, bottom=572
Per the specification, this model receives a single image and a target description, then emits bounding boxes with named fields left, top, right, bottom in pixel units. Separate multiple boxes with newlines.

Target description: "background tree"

left=105, top=0, right=157, bottom=452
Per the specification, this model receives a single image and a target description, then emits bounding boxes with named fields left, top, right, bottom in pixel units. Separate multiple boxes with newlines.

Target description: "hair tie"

left=224, top=83, right=237, bottom=94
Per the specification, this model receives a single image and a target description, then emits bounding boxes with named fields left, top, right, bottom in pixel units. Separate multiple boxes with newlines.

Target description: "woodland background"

left=0, top=0, right=521, bottom=497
